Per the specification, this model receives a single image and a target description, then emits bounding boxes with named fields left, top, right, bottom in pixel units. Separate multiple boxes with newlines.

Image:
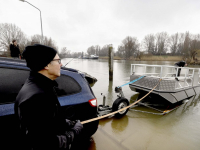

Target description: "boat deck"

left=129, top=64, right=200, bottom=104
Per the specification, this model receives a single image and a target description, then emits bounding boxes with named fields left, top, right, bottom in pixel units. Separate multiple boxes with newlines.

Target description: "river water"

left=62, top=58, right=200, bottom=150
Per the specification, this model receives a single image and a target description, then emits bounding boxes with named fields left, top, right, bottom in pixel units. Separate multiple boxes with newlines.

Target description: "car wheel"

left=112, top=98, right=129, bottom=118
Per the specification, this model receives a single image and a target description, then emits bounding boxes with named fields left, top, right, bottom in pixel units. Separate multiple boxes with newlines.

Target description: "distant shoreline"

left=98, top=56, right=200, bottom=65
left=99, top=56, right=183, bottom=61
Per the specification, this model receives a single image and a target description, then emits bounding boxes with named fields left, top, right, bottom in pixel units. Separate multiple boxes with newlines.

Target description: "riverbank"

left=99, top=55, right=200, bottom=65
left=99, top=55, right=183, bottom=61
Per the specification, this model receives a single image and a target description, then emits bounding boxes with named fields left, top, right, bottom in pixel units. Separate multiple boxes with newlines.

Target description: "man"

left=174, top=61, right=187, bottom=80
left=15, top=44, right=83, bottom=150
left=10, top=40, right=21, bottom=59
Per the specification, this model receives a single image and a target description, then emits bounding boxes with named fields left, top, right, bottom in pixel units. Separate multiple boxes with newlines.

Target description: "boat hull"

left=129, top=74, right=200, bottom=107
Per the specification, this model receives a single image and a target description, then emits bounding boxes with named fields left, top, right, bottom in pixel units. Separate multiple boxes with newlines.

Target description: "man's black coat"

left=10, top=44, right=21, bottom=57
left=15, top=72, right=74, bottom=150
left=174, top=61, right=186, bottom=67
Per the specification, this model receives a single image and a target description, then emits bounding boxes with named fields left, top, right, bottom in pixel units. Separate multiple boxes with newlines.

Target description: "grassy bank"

left=99, top=55, right=183, bottom=61
left=99, top=56, right=122, bottom=60
left=137, top=55, right=183, bottom=61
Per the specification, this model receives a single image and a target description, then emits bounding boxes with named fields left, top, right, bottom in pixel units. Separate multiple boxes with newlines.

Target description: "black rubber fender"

left=112, top=98, right=129, bottom=118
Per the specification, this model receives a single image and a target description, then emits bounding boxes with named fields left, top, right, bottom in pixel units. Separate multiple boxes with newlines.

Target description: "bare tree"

left=176, top=33, right=185, bottom=55
left=31, top=34, right=58, bottom=51
left=155, top=32, right=169, bottom=55
left=187, top=34, right=200, bottom=63
left=183, top=32, right=190, bottom=55
left=118, top=36, right=139, bottom=59
left=86, top=45, right=101, bottom=56
left=173, top=32, right=200, bottom=63
left=30, top=34, right=42, bottom=45
left=71, top=52, right=82, bottom=58
left=59, top=47, right=71, bottom=58
left=87, top=46, right=96, bottom=55
left=116, top=45, right=125, bottom=58
left=169, top=33, right=179, bottom=55
left=95, top=45, right=100, bottom=55
left=99, top=45, right=110, bottom=56
left=142, top=34, right=155, bottom=54
left=0, top=23, right=27, bottom=56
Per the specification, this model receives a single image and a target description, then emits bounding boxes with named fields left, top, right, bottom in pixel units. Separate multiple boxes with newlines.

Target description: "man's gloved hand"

left=71, top=120, right=83, bottom=135
left=65, top=119, right=77, bottom=129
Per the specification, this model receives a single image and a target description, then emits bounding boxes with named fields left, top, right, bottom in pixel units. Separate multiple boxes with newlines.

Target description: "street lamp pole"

left=19, top=0, right=43, bottom=41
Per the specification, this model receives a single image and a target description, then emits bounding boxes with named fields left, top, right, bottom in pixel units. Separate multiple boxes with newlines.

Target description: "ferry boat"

left=129, top=64, right=200, bottom=113
left=89, top=55, right=99, bottom=59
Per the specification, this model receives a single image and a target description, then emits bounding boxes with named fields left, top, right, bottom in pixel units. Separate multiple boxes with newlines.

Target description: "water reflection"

left=129, top=93, right=139, bottom=103
left=99, top=117, right=113, bottom=127
left=111, top=116, right=129, bottom=133
left=176, top=92, right=200, bottom=115
left=99, top=116, right=129, bottom=133
left=107, top=80, right=114, bottom=106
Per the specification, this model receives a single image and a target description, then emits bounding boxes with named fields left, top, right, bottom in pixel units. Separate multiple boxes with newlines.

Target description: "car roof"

left=0, top=57, right=26, bottom=66
left=0, top=57, right=97, bottom=85
left=0, top=57, right=79, bottom=72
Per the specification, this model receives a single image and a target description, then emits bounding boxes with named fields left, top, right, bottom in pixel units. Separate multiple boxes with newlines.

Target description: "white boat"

left=129, top=64, right=200, bottom=114
left=89, top=55, right=99, bottom=59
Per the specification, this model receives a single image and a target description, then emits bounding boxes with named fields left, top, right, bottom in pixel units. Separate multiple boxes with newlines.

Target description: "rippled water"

left=63, top=58, right=200, bottom=150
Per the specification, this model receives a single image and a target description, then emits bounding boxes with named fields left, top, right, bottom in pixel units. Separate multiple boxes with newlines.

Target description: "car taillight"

left=89, top=98, right=97, bottom=107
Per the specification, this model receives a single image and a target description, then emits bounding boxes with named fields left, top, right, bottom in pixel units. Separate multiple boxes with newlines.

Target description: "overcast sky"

left=1, top=0, right=200, bottom=52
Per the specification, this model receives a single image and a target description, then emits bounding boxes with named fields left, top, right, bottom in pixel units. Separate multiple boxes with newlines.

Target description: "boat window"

left=0, top=67, right=29, bottom=104
left=55, top=74, right=81, bottom=97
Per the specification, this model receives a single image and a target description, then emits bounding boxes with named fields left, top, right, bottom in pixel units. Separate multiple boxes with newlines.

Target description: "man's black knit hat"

left=22, top=44, right=57, bottom=71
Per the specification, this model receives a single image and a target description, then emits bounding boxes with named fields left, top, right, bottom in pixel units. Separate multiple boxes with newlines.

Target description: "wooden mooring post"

left=109, top=44, right=113, bottom=81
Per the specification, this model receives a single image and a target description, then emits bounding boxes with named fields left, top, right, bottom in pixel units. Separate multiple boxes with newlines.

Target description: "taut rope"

left=81, top=79, right=162, bottom=124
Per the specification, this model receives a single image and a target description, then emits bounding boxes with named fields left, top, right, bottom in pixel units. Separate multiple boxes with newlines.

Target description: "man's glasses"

left=52, top=59, right=61, bottom=64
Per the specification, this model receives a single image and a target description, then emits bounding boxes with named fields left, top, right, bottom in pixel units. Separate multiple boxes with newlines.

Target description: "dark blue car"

left=0, top=57, right=99, bottom=149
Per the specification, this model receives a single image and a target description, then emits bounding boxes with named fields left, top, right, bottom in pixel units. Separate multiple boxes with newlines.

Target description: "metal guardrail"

left=131, top=64, right=200, bottom=90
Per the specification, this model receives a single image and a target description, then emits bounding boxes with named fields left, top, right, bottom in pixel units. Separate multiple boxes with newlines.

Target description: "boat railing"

left=131, top=64, right=200, bottom=90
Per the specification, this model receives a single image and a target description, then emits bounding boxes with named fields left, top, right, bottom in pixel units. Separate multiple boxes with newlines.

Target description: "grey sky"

left=1, top=0, right=200, bottom=52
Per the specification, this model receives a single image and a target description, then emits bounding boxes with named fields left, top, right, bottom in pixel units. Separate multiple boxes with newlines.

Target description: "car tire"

left=112, top=98, right=129, bottom=118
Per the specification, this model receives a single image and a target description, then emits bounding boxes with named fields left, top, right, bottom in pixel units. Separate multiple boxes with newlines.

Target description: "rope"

left=81, top=78, right=162, bottom=124
left=118, top=76, right=145, bottom=87
left=130, top=101, right=183, bottom=115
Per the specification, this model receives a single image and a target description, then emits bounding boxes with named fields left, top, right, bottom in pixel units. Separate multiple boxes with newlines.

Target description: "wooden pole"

left=109, top=44, right=113, bottom=81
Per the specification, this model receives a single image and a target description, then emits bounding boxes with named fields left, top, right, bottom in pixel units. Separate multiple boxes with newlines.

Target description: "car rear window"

left=0, top=67, right=81, bottom=103
left=55, top=74, right=81, bottom=97
left=0, top=67, right=29, bottom=104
